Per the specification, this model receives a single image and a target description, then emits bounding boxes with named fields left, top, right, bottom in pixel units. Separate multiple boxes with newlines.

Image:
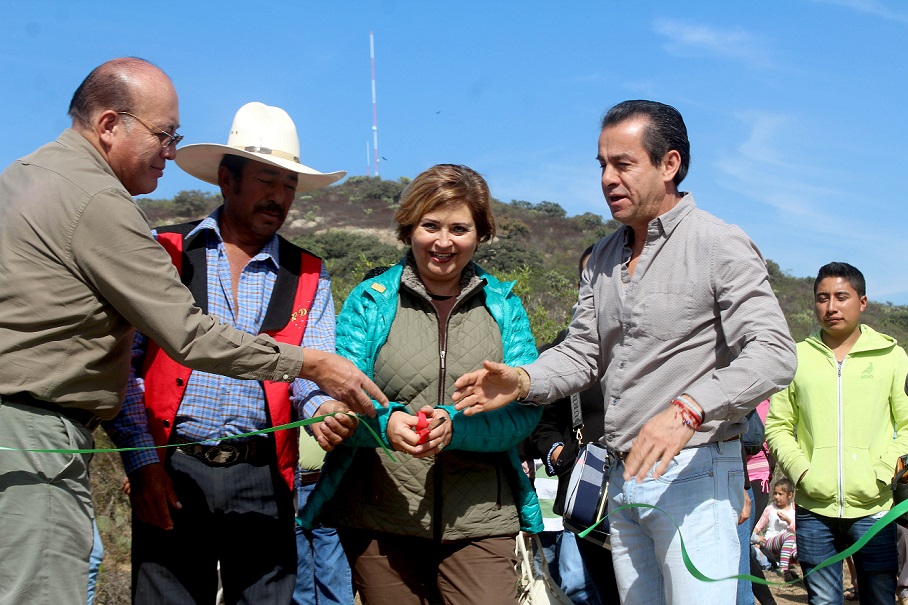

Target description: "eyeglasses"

left=117, top=111, right=184, bottom=149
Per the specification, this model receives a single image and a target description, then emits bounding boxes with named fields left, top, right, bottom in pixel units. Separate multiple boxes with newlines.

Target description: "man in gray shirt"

left=454, top=100, right=797, bottom=604
left=0, top=57, right=382, bottom=605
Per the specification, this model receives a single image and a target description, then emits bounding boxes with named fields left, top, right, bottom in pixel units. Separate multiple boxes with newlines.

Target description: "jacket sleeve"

left=334, top=283, right=375, bottom=377
left=765, top=382, right=809, bottom=489
left=313, top=283, right=392, bottom=448
left=443, top=287, right=543, bottom=452
left=73, top=192, right=303, bottom=382
left=875, top=346, right=908, bottom=483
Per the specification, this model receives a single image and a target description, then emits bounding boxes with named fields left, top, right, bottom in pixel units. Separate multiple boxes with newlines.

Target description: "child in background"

left=752, top=477, right=799, bottom=582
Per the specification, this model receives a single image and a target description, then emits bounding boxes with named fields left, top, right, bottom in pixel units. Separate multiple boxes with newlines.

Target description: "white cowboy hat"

left=175, top=102, right=345, bottom=192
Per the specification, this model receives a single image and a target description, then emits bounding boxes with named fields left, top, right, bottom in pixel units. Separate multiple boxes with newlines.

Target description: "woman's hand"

left=387, top=406, right=453, bottom=458
left=311, top=400, right=359, bottom=452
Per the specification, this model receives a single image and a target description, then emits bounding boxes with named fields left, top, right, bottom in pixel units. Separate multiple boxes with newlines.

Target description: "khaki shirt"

left=0, top=130, right=303, bottom=419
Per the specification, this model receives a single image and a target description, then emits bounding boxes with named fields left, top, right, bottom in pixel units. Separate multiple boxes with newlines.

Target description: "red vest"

left=141, top=222, right=321, bottom=490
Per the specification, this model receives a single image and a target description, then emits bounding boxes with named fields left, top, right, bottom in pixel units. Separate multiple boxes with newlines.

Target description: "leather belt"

left=298, top=469, right=321, bottom=485
left=3, top=393, right=101, bottom=431
left=173, top=438, right=270, bottom=467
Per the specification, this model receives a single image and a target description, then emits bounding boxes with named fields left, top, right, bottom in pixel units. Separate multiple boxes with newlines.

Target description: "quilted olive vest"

left=324, top=264, right=520, bottom=541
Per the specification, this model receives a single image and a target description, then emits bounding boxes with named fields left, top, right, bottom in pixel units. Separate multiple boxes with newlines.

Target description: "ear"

left=217, top=165, right=233, bottom=196
left=661, top=149, right=681, bottom=184
left=859, top=295, right=868, bottom=312
left=96, top=110, right=122, bottom=150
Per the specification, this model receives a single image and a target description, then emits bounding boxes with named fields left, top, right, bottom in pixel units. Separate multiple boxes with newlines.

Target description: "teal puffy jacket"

left=298, top=261, right=544, bottom=533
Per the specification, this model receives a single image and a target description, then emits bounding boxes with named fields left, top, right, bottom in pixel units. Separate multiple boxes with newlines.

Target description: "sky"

left=3, top=1, right=908, bottom=303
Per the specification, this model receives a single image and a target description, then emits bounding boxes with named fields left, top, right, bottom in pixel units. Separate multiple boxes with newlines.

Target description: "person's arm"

left=101, top=331, right=180, bottom=530
left=73, top=194, right=385, bottom=414
left=681, top=227, right=797, bottom=423
left=309, top=280, right=402, bottom=449
left=528, top=398, right=573, bottom=476
left=454, top=251, right=603, bottom=413
left=296, top=267, right=337, bottom=418
left=876, top=348, right=908, bottom=484
left=624, top=228, right=797, bottom=481
left=752, top=503, right=771, bottom=536
left=291, top=269, right=360, bottom=450
left=765, top=385, right=809, bottom=490
left=102, top=331, right=158, bottom=472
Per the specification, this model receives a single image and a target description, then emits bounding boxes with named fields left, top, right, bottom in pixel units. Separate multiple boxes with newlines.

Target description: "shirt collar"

left=188, top=206, right=281, bottom=269
left=619, top=192, right=696, bottom=248
left=654, top=192, right=695, bottom=236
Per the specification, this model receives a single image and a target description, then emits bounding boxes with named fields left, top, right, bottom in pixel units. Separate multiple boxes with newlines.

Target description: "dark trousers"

left=796, top=506, right=897, bottom=605
left=132, top=448, right=297, bottom=605
left=338, top=528, right=519, bottom=605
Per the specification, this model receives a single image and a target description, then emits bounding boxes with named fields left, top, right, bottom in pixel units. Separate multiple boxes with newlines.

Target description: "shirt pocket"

left=641, top=282, right=694, bottom=340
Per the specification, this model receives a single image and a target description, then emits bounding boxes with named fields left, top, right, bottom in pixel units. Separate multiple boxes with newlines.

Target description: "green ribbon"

left=579, top=498, right=908, bottom=585
left=0, top=412, right=397, bottom=463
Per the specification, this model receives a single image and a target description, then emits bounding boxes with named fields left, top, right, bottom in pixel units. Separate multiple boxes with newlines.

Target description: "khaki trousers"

left=0, top=399, right=95, bottom=605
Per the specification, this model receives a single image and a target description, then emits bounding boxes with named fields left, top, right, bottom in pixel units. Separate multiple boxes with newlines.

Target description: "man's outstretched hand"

left=452, top=360, right=521, bottom=416
left=300, top=349, right=388, bottom=417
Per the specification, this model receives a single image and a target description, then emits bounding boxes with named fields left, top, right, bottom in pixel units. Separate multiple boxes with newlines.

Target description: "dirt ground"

left=769, top=577, right=809, bottom=605
left=764, top=565, right=854, bottom=605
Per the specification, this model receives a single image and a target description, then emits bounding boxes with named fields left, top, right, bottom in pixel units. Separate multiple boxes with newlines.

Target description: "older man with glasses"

left=0, top=57, right=385, bottom=605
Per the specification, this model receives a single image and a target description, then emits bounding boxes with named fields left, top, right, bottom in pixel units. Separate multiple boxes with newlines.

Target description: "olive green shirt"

left=0, top=129, right=303, bottom=419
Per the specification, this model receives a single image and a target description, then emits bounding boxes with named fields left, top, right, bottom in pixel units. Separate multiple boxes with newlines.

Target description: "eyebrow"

left=596, top=152, right=634, bottom=163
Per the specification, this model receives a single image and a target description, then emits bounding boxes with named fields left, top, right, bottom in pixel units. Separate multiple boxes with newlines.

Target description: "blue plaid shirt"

left=105, top=210, right=335, bottom=473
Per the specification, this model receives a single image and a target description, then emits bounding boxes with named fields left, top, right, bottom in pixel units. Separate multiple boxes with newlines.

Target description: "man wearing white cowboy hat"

left=105, top=101, right=358, bottom=604
left=0, top=58, right=385, bottom=605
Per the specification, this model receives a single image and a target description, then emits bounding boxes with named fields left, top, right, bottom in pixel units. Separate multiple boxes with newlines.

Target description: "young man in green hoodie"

left=766, top=262, right=908, bottom=604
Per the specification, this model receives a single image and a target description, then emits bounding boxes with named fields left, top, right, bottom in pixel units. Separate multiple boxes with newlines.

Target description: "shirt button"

left=282, top=373, right=290, bottom=381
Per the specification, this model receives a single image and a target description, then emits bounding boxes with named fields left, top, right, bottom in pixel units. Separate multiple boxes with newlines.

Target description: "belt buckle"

left=205, top=445, right=240, bottom=465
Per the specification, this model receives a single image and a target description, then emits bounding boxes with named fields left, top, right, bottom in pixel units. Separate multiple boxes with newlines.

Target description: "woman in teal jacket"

left=301, top=164, right=543, bottom=605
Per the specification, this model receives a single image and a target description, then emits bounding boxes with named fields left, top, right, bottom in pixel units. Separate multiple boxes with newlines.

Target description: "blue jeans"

left=535, top=531, right=607, bottom=605
left=736, top=487, right=756, bottom=605
left=292, top=479, right=354, bottom=605
left=609, top=440, right=744, bottom=605
left=88, top=520, right=104, bottom=605
left=796, top=506, right=897, bottom=605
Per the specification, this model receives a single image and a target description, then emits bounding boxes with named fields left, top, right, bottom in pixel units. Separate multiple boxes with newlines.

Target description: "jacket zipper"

left=433, top=301, right=451, bottom=544
left=837, top=358, right=845, bottom=517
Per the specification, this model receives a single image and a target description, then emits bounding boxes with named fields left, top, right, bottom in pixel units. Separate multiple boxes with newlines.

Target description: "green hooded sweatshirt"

left=766, top=325, right=908, bottom=518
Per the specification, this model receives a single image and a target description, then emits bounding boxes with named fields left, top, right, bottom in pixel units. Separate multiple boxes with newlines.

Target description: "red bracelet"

left=670, top=399, right=702, bottom=431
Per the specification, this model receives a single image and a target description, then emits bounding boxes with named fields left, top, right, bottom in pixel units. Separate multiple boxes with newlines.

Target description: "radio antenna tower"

left=370, top=31, right=380, bottom=178
left=366, top=141, right=371, bottom=176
